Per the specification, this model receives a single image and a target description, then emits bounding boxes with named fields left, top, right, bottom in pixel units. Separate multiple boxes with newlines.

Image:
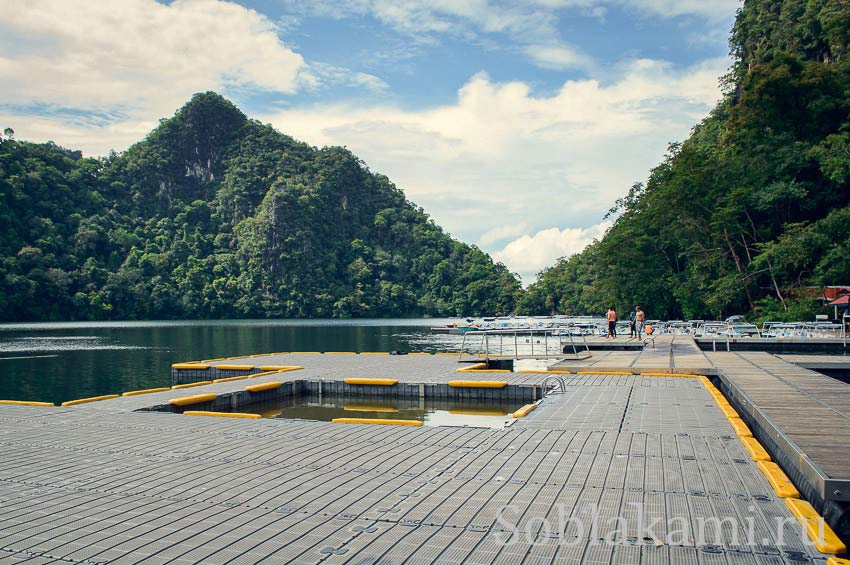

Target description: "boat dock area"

left=1, top=336, right=849, bottom=563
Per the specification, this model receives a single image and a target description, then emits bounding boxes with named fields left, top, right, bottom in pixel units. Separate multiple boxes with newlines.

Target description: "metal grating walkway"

left=0, top=367, right=838, bottom=564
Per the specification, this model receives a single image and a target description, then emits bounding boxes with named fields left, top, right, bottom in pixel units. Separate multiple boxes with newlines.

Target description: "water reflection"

left=0, top=319, right=460, bottom=404
left=245, top=394, right=519, bottom=428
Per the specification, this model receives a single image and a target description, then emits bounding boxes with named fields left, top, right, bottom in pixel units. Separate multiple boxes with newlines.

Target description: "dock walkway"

left=0, top=342, right=847, bottom=563
left=704, top=352, right=850, bottom=532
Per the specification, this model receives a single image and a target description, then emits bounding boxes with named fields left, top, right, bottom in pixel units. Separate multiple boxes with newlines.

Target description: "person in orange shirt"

left=606, top=307, right=617, bottom=339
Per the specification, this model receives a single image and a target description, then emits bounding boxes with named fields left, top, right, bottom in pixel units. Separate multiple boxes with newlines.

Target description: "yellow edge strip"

left=640, top=372, right=700, bottom=378
left=168, top=393, right=217, bottom=406
left=290, top=351, right=321, bottom=354
left=698, top=379, right=802, bottom=507
left=513, top=403, right=537, bottom=418
left=332, top=418, right=422, bottom=426
left=226, top=355, right=256, bottom=360
left=827, top=558, right=850, bottom=565
left=324, top=351, right=355, bottom=354
left=757, top=461, right=800, bottom=498
left=61, top=394, right=119, bottom=407
left=435, top=352, right=459, bottom=356
left=0, top=400, right=54, bottom=407
left=213, top=375, right=252, bottom=383
left=122, top=387, right=171, bottom=397
left=408, top=352, right=432, bottom=355
left=344, top=405, right=400, bottom=413
left=456, top=369, right=512, bottom=373
left=344, top=378, right=398, bottom=386
left=245, top=381, right=282, bottom=393
left=447, top=380, right=508, bottom=388
left=728, top=417, right=753, bottom=438
left=359, top=352, right=389, bottom=355
left=172, top=363, right=211, bottom=370
left=215, top=364, right=255, bottom=371
left=200, top=357, right=228, bottom=362
left=184, top=411, right=260, bottom=419
left=172, top=381, right=212, bottom=389
left=740, top=437, right=771, bottom=461
left=577, top=371, right=633, bottom=375
left=456, top=363, right=487, bottom=372
left=518, top=370, right=572, bottom=374
left=785, top=499, right=847, bottom=554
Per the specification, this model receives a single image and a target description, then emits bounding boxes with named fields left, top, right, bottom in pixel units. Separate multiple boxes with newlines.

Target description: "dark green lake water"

left=0, top=319, right=461, bottom=404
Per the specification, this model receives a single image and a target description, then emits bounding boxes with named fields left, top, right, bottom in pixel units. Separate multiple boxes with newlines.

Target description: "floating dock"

left=696, top=337, right=849, bottom=353
left=0, top=335, right=848, bottom=563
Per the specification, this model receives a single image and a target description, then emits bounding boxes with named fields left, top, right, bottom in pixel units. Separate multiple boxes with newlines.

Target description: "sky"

left=0, top=0, right=740, bottom=283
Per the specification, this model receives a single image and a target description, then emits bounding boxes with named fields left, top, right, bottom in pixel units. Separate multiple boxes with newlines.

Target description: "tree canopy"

left=0, top=94, right=521, bottom=321
left=520, top=0, right=850, bottom=322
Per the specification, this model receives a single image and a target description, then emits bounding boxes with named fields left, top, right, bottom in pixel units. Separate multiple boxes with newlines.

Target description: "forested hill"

left=520, top=0, right=850, bottom=322
left=0, top=93, right=521, bottom=320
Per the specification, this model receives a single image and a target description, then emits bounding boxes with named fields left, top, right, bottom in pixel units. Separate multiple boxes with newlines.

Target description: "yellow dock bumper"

left=757, top=461, right=800, bottom=498
left=447, top=380, right=508, bottom=388
left=168, top=393, right=217, bottom=407
left=61, top=394, right=119, bottom=406
left=343, top=378, right=398, bottom=386
left=245, top=382, right=282, bottom=393
left=122, top=387, right=171, bottom=397
left=332, top=418, right=422, bottom=426
left=184, top=411, right=260, bottom=419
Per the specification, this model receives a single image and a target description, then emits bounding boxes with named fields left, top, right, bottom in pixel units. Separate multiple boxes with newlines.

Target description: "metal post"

left=514, top=332, right=519, bottom=358
left=530, top=330, right=534, bottom=357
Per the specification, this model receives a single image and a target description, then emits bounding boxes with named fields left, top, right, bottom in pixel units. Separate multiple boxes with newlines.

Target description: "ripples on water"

left=0, top=336, right=151, bottom=353
left=0, top=319, right=456, bottom=404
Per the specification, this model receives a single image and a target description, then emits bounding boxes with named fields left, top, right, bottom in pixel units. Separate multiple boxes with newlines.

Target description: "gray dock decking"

left=1, top=337, right=848, bottom=563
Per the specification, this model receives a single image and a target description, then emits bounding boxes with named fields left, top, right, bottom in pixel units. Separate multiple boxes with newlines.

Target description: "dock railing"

left=459, top=327, right=591, bottom=360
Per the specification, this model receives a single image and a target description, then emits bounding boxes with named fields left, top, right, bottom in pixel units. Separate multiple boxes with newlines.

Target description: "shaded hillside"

left=0, top=93, right=520, bottom=320
left=521, top=0, right=850, bottom=321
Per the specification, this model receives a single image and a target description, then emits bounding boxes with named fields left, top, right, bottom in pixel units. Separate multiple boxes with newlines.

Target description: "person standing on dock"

left=628, top=308, right=637, bottom=338
left=606, top=307, right=617, bottom=339
left=635, top=306, right=646, bottom=338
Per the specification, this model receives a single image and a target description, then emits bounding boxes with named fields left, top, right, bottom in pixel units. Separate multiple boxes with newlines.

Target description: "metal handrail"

left=541, top=375, right=567, bottom=394
left=459, top=327, right=591, bottom=359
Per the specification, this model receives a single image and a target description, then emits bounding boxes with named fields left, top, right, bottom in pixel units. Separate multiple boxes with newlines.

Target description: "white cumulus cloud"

left=0, top=0, right=306, bottom=109
left=478, top=223, right=529, bottom=247
left=0, top=0, right=306, bottom=153
left=524, top=44, right=589, bottom=70
left=492, top=221, right=613, bottom=283
left=261, top=57, right=728, bottom=277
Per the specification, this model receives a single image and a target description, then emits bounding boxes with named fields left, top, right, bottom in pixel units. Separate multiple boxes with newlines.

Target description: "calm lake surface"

left=0, top=319, right=463, bottom=404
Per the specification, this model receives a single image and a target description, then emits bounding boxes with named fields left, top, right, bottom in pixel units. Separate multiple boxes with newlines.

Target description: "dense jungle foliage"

left=520, top=0, right=850, bottom=322
left=0, top=94, right=520, bottom=320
